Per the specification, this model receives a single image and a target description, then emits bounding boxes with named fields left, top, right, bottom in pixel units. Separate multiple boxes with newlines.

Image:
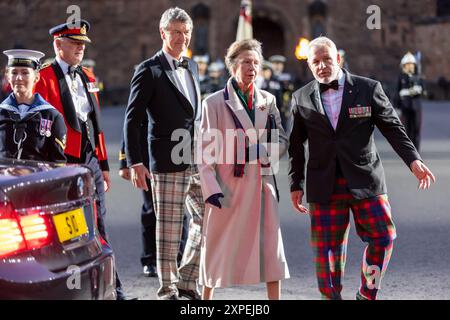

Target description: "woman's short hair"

left=159, top=7, right=193, bottom=31
left=225, top=39, right=263, bottom=75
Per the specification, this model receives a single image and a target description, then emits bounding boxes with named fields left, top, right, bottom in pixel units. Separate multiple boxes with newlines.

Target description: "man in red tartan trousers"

left=288, top=36, right=436, bottom=300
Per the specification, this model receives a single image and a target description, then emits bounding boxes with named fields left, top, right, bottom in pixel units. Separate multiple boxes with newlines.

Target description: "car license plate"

left=53, top=208, right=88, bottom=243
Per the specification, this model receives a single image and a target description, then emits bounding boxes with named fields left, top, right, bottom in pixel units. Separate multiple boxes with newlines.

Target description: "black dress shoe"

left=178, top=288, right=201, bottom=300
left=116, top=287, right=138, bottom=300
left=143, top=265, right=157, bottom=277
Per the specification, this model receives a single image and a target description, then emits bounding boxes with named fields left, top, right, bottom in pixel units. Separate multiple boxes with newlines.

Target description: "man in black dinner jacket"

left=288, top=36, right=435, bottom=300
left=123, top=7, right=203, bottom=300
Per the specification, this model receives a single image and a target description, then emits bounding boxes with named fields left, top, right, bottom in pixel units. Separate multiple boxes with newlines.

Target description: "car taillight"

left=0, top=202, right=52, bottom=258
left=20, top=214, right=51, bottom=249
left=0, top=218, right=26, bottom=257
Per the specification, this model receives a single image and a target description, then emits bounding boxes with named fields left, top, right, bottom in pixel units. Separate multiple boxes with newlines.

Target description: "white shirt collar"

left=162, top=48, right=182, bottom=71
left=56, top=56, right=74, bottom=75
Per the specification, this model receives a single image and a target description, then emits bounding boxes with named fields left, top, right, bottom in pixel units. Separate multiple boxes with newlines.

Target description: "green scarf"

left=231, top=78, right=255, bottom=124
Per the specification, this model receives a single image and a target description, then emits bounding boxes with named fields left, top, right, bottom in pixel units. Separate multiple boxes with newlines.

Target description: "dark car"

left=0, top=158, right=115, bottom=299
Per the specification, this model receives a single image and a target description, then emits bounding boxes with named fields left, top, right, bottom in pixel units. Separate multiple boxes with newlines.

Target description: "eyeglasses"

left=165, top=29, right=192, bottom=37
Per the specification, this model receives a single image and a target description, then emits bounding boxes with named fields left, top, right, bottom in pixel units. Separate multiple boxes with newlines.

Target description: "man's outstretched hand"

left=410, top=160, right=436, bottom=190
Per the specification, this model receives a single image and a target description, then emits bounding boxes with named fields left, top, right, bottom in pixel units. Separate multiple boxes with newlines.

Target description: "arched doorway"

left=192, top=3, right=210, bottom=55
left=253, top=17, right=284, bottom=59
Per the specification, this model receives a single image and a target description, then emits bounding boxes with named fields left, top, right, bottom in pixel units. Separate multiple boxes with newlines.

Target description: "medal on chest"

left=40, top=118, right=53, bottom=137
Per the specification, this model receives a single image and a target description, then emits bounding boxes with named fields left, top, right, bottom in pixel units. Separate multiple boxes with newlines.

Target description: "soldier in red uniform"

left=35, top=19, right=133, bottom=300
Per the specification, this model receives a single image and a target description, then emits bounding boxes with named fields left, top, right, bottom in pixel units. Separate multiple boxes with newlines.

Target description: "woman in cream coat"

left=198, top=39, right=290, bottom=300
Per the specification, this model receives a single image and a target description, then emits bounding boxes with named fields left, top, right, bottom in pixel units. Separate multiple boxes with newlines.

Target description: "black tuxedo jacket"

left=124, top=50, right=201, bottom=173
left=288, top=70, right=421, bottom=203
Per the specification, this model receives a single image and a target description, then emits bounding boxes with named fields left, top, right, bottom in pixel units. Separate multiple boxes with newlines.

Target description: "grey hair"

left=225, top=39, right=263, bottom=75
left=159, top=7, right=193, bottom=31
left=307, top=36, right=338, bottom=59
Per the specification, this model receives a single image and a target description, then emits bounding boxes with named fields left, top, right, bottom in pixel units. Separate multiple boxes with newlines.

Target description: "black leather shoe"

left=116, top=287, right=138, bottom=300
left=143, top=265, right=157, bottom=277
left=178, top=288, right=201, bottom=300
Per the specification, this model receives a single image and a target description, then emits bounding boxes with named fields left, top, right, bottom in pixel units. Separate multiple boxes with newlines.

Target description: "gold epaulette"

left=38, top=61, right=52, bottom=71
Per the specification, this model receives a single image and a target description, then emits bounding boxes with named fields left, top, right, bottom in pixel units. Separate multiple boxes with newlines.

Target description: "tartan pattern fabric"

left=309, top=178, right=396, bottom=300
left=150, top=165, right=204, bottom=299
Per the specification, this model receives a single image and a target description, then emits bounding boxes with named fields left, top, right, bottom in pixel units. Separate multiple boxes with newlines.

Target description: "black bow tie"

left=319, top=80, right=339, bottom=93
left=68, top=65, right=82, bottom=80
left=173, top=58, right=189, bottom=70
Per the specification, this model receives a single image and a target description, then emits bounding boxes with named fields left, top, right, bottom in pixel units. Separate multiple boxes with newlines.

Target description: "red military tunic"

left=35, top=61, right=109, bottom=170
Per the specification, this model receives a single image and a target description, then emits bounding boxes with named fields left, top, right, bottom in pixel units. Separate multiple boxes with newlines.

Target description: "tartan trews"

left=150, top=165, right=204, bottom=299
left=309, top=178, right=396, bottom=300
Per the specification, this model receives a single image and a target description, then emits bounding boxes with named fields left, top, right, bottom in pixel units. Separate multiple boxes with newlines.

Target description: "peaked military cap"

left=3, top=49, right=45, bottom=70
left=49, top=19, right=91, bottom=43
left=269, top=55, right=286, bottom=63
left=262, top=60, right=273, bottom=71
left=193, top=55, right=209, bottom=64
left=81, top=58, right=96, bottom=68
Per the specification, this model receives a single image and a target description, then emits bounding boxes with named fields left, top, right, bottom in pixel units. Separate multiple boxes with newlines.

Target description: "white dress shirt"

left=56, top=56, right=91, bottom=122
left=162, top=49, right=197, bottom=109
left=321, top=69, right=345, bottom=130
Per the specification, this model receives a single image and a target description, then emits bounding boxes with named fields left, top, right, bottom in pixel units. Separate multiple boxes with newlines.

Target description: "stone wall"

left=0, top=0, right=448, bottom=104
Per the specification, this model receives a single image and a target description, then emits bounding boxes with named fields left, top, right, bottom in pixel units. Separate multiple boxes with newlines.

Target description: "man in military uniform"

left=193, top=55, right=210, bottom=99
left=259, top=60, right=284, bottom=125
left=269, top=55, right=295, bottom=130
left=203, top=61, right=227, bottom=97
left=35, top=19, right=132, bottom=300
left=396, top=52, right=425, bottom=151
left=269, top=54, right=286, bottom=78
left=81, top=59, right=104, bottom=92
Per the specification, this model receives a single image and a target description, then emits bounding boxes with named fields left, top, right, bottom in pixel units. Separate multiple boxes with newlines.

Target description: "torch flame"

left=295, top=37, right=310, bottom=60
left=184, top=48, right=192, bottom=58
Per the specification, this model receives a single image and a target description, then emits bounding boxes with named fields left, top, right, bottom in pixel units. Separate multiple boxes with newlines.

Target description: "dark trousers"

left=141, top=178, right=189, bottom=267
left=68, top=151, right=123, bottom=291
left=399, top=97, right=422, bottom=152
left=401, top=107, right=422, bottom=151
left=141, top=184, right=156, bottom=267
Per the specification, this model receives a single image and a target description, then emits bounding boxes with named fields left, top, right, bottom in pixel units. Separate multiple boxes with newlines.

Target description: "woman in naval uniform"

left=0, top=49, right=66, bottom=163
